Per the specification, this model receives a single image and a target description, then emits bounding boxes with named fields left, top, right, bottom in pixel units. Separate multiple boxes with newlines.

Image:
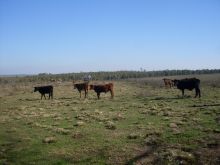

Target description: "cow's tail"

left=195, top=79, right=201, bottom=98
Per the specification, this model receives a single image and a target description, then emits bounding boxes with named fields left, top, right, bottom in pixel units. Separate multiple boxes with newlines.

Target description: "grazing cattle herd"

left=34, top=77, right=201, bottom=99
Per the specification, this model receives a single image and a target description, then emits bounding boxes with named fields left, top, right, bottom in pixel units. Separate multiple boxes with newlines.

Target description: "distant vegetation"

left=0, top=69, right=220, bottom=84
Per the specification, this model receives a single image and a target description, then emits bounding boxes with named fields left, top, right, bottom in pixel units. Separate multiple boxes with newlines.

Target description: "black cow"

left=34, top=85, right=53, bottom=100
left=89, top=83, right=114, bottom=99
left=173, top=78, right=201, bottom=98
left=73, top=82, right=89, bottom=98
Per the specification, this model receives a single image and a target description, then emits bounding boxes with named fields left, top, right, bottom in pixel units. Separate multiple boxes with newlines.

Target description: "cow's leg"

left=165, top=83, right=168, bottom=88
left=84, top=90, right=87, bottom=98
left=97, top=93, right=100, bottom=99
left=195, top=88, right=201, bottom=98
left=41, top=94, right=43, bottom=100
left=195, top=89, right=198, bottom=98
left=44, top=94, right=46, bottom=100
left=110, top=90, right=114, bottom=99
left=79, top=91, right=81, bottom=98
left=181, top=89, right=184, bottom=97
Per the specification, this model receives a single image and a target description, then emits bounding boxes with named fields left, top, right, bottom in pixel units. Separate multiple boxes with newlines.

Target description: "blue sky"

left=0, top=0, right=220, bottom=74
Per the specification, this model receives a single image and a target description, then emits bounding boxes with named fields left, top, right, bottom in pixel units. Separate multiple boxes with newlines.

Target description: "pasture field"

left=0, top=74, right=220, bottom=164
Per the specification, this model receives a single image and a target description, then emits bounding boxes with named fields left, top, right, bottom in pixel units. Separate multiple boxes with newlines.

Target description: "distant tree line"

left=34, top=69, right=220, bottom=81
left=0, top=69, right=220, bottom=84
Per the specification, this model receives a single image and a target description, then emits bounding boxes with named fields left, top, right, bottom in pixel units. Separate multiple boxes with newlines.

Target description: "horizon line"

left=0, top=68, right=220, bottom=77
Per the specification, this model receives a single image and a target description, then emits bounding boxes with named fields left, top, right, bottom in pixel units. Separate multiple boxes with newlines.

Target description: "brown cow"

left=73, top=82, right=89, bottom=98
left=89, top=83, right=114, bottom=99
left=163, top=78, right=174, bottom=88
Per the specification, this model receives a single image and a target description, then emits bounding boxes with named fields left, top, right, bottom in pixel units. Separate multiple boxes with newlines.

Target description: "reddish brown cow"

left=73, top=82, right=89, bottom=98
left=89, top=83, right=114, bottom=99
left=163, top=78, right=174, bottom=88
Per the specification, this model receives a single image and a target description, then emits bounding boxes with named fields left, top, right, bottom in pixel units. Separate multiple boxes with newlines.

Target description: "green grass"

left=0, top=75, right=220, bottom=164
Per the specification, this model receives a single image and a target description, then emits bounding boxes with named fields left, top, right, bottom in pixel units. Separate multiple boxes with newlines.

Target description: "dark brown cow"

left=34, top=85, right=53, bottom=100
left=73, top=82, right=89, bottom=98
left=163, top=78, right=174, bottom=88
left=173, top=78, right=201, bottom=98
left=89, top=83, right=114, bottom=99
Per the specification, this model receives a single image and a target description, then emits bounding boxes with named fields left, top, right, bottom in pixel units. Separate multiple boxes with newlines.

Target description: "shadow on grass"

left=189, top=103, right=220, bottom=107
left=59, top=97, right=73, bottom=100
left=125, top=146, right=157, bottom=165
left=19, top=98, right=40, bottom=101
left=149, top=95, right=191, bottom=101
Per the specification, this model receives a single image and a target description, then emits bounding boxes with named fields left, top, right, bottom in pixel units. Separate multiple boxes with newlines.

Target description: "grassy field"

left=0, top=74, right=220, bottom=164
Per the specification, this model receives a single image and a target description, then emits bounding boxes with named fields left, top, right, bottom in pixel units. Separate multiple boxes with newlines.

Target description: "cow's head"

left=34, top=87, right=39, bottom=92
left=172, top=79, right=179, bottom=86
left=89, top=85, right=94, bottom=90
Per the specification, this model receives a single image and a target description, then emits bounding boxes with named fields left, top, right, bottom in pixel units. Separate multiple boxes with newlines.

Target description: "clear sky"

left=0, top=0, right=220, bottom=74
